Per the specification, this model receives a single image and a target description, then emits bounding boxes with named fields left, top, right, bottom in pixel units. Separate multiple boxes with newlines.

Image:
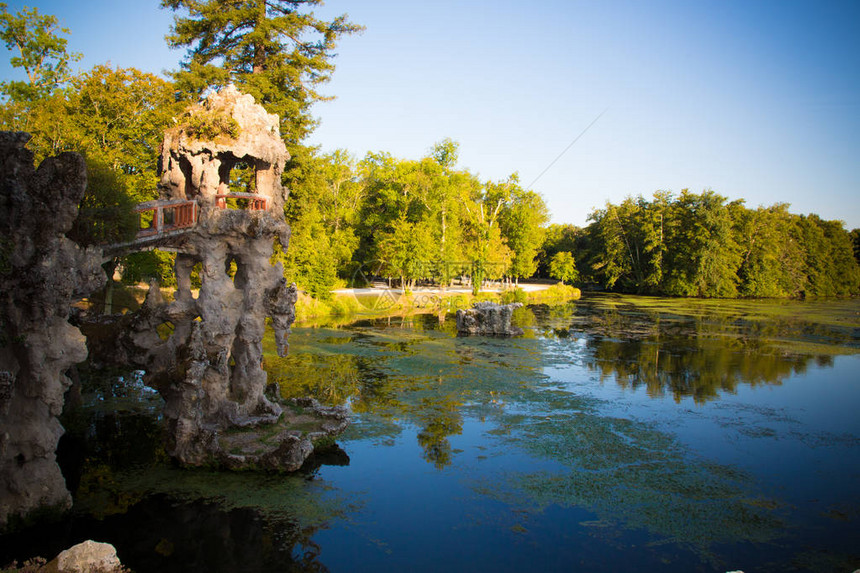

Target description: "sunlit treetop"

left=162, top=0, right=362, bottom=146
left=0, top=2, right=81, bottom=101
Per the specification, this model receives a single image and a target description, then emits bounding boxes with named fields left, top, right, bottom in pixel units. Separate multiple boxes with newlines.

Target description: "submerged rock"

left=456, top=302, right=524, bottom=336
left=0, top=133, right=105, bottom=531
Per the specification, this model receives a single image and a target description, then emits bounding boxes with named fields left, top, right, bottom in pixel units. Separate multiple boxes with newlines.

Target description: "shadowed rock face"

left=0, top=133, right=106, bottom=530
left=456, top=302, right=524, bottom=337
left=89, top=87, right=346, bottom=468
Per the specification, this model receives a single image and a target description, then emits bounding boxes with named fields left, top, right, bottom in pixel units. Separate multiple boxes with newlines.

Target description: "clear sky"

left=2, top=0, right=859, bottom=229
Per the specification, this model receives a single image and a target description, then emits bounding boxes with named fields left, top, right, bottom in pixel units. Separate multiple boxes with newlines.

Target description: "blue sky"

left=2, top=0, right=859, bottom=229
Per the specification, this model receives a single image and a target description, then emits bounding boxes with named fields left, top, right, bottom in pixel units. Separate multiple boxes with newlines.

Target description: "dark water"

left=3, top=294, right=859, bottom=572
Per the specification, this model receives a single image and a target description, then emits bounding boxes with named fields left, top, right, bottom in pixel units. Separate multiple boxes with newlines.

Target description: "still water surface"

left=3, top=294, right=859, bottom=572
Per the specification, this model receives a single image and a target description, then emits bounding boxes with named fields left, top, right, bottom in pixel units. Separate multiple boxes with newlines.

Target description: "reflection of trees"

left=414, top=393, right=463, bottom=469
left=267, top=323, right=539, bottom=469
left=586, top=336, right=816, bottom=403
left=266, top=353, right=362, bottom=406
left=567, top=297, right=847, bottom=403
left=81, top=495, right=327, bottom=573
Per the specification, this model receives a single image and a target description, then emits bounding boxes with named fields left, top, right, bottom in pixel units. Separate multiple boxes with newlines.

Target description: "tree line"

left=2, top=3, right=858, bottom=300
left=539, top=190, right=860, bottom=297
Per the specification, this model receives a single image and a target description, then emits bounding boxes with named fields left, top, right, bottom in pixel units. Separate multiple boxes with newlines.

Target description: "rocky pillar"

left=0, top=133, right=105, bottom=530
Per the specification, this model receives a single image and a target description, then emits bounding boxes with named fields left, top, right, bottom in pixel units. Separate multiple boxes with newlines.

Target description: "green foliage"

left=0, top=3, right=81, bottom=101
left=67, top=158, right=138, bottom=246
left=580, top=190, right=859, bottom=298
left=549, top=251, right=578, bottom=285
left=121, top=250, right=177, bottom=288
left=794, top=215, right=860, bottom=296
left=851, top=229, right=860, bottom=265
left=292, top=292, right=358, bottom=323
left=376, top=215, right=436, bottom=290
left=501, top=287, right=529, bottom=304
left=182, top=106, right=240, bottom=141
left=0, top=5, right=181, bottom=288
left=735, top=203, right=805, bottom=297
left=499, top=184, right=549, bottom=280
left=528, top=283, right=581, bottom=303
left=429, top=137, right=459, bottom=169
left=537, top=223, right=582, bottom=277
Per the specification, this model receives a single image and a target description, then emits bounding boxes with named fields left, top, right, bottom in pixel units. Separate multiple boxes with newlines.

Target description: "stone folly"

left=98, top=86, right=347, bottom=468
left=0, top=133, right=106, bottom=530
left=456, top=301, right=524, bottom=337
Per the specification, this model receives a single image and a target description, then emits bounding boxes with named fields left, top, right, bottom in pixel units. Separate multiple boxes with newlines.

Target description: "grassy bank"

left=294, top=284, right=582, bottom=326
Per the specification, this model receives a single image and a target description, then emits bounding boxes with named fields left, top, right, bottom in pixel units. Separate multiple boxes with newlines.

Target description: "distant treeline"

left=538, top=190, right=860, bottom=298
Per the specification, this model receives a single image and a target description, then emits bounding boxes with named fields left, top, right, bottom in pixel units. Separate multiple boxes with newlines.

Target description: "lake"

left=2, top=294, right=859, bottom=572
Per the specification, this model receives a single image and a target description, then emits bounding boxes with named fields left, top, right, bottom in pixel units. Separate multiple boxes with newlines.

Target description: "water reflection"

left=0, top=493, right=329, bottom=573
left=586, top=336, right=820, bottom=403
left=532, top=295, right=857, bottom=403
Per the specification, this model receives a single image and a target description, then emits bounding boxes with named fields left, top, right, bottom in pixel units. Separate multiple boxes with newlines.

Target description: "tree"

left=162, top=0, right=362, bottom=147
left=463, top=175, right=514, bottom=294
left=280, top=148, right=362, bottom=294
left=663, top=190, right=741, bottom=297
left=549, top=251, right=578, bottom=285
left=429, top=137, right=459, bottom=169
left=734, top=203, right=805, bottom=297
left=0, top=2, right=81, bottom=102
left=850, top=228, right=860, bottom=266
left=588, top=198, right=643, bottom=291
left=69, top=65, right=181, bottom=200
left=427, top=139, right=464, bottom=287
left=537, top=223, right=581, bottom=277
left=795, top=215, right=860, bottom=296
left=499, top=182, right=549, bottom=283
left=376, top=215, right=435, bottom=293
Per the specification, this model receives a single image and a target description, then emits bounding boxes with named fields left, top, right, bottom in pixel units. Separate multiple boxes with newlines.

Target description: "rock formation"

left=90, top=86, right=347, bottom=468
left=0, top=133, right=106, bottom=530
left=456, top=301, right=524, bottom=336
left=43, top=540, right=124, bottom=573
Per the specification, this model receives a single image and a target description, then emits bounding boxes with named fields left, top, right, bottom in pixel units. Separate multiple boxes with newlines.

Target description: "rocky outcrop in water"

left=456, top=301, right=524, bottom=336
left=43, top=540, right=124, bottom=573
left=87, top=87, right=347, bottom=468
left=0, top=133, right=106, bottom=530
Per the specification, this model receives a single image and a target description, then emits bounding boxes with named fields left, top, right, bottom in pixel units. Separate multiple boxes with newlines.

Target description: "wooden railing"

left=129, top=193, right=266, bottom=243
left=215, top=192, right=267, bottom=211
left=136, top=199, right=198, bottom=238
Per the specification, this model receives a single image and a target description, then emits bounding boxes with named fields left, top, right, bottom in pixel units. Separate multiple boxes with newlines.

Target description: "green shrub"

left=501, top=287, right=528, bottom=304
left=529, top=283, right=581, bottom=303
left=473, top=292, right=501, bottom=304
left=329, top=295, right=359, bottom=317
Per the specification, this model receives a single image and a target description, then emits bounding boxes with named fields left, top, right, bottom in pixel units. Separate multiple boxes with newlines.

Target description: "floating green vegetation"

left=102, top=464, right=352, bottom=528
left=483, top=409, right=785, bottom=551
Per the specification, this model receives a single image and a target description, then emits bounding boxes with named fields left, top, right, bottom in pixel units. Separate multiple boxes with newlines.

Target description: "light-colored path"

left=333, top=282, right=553, bottom=296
